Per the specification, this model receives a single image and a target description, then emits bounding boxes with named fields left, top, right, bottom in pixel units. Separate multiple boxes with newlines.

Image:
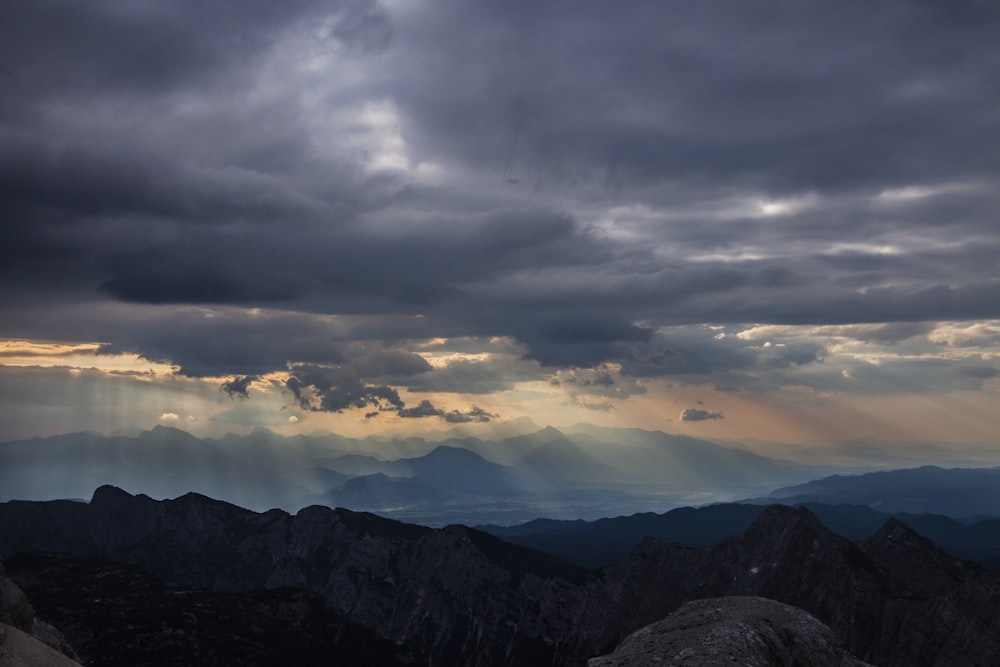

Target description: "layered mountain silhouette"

left=755, top=465, right=1000, bottom=517
left=0, top=425, right=816, bottom=523
left=480, top=501, right=1000, bottom=569
left=7, top=425, right=998, bottom=529
left=2, top=488, right=999, bottom=665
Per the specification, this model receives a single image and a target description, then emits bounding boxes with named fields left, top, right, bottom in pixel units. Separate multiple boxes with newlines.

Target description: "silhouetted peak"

left=861, top=517, right=974, bottom=595
left=864, top=518, right=951, bottom=560
left=749, top=504, right=824, bottom=536
left=90, top=485, right=134, bottom=505
left=535, top=425, right=564, bottom=437
left=171, top=491, right=248, bottom=514
left=424, top=445, right=487, bottom=461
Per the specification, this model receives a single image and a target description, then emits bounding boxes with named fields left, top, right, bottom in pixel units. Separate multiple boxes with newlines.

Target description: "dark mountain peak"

left=143, top=424, right=193, bottom=439
left=504, top=426, right=567, bottom=448
left=870, top=517, right=926, bottom=544
left=860, top=518, right=973, bottom=593
left=170, top=490, right=250, bottom=515
left=746, top=504, right=825, bottom=539
left=89, top=484, right=136, bottom=505
left=707, top=504, right=878, bottom=603
left=423, top=444, right=489, bottom=461
left=534, top=425, right=565, bottom=440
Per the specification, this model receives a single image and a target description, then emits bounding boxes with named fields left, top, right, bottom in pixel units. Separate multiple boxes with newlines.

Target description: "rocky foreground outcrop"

left=2, top=487, right=999, bottom=666
left=588, top=596, right=874, bottom=667
left=1, top=556, right=81, bottom=666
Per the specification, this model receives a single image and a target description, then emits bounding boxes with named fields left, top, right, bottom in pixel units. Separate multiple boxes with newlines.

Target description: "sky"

left=1, top=0, right=999, bottom=454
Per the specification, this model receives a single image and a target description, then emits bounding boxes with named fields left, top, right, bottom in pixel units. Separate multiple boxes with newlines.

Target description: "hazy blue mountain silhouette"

left=304, top=472, right=455, bottom=508
left=2, top=425, right=816, bottom=523
left=758, top=465, right=1000, bottom=517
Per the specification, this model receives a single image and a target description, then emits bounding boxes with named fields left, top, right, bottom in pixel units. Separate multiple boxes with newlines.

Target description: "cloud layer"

left=1, top=1, right=998, bottom=431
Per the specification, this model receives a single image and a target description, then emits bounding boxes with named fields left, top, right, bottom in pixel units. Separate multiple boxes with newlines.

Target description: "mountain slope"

left=6, top=551, right=415, bottom=666
left=2, top=489, right=999, bottom=666
left=0, top=486, right=591, bottom=665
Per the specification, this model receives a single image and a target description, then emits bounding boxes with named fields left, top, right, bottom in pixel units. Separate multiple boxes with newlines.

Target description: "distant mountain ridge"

left=754, top=465, right=1000, bottom=517
left=480, top=464, right=1000, bottom=570
left=480, top=501, right=1000, bottom=569
left=1, top=488, right=999, bottom=665
left=0, top=424, right=817, bottom=523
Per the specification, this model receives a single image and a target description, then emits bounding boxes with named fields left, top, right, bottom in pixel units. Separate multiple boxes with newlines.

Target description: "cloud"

left=680, top=408, right=724, bottom=422
left=220, top=375, right=257, bottom=400
left=550, top=364, right=647, bottom=399
left=2, top=0, right=1000, bottom=431
left=159, top=412, right=180, bottom=422
left=396, top=399, right=441, bottom=419
left=956, top=366, right=999, bottom=380
left=285, top=364, right=403, bottom=414
left=396, top=399, right=496, bottom=423
left=405, top=354, right=540, bottom=394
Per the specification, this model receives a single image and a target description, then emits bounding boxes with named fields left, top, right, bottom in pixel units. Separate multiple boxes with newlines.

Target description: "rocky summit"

left=587, top=596, right=874, bottom=667
left=1, top=488, right=999, bottom=665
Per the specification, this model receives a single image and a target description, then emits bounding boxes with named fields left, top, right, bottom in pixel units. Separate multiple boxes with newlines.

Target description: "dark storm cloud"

left=220, top=375, right=257, bottom=400
left=388, top=1, right=1000, bottom=192
left=0, top=0, right=389, bottom=100
left=1, top=0, right=999, bottom=389
left=397, top=400, right=496, bottom=423
left=93, top=309, right=349, bottom=377
left=680, top=408, right=724, bottom=422
left=443, top=406, right=496, bottom=424
left=286, top=364, right=403, bottom=413
left=93, top=207, right=601, bottom=311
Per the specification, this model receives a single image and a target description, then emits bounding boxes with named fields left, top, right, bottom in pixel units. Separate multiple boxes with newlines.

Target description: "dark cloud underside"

left=0, top=0, right=998, bottom=386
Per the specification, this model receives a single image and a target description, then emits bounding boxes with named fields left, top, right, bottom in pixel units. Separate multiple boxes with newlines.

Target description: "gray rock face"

left=0, top=556, right=80, bottom=665
left=587, top=596, right=873, bottom=667
left=0, top=623, right=82, bottom=667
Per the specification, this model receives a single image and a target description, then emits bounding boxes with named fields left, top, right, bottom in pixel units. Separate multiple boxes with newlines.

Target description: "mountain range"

left=2, top=487, right=998, bottom=665
left=480, top=500, right=1000, bottom=570
left=753, top=465, right=1000, bottom=517
left=0, top=425, right=821, bottom=524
